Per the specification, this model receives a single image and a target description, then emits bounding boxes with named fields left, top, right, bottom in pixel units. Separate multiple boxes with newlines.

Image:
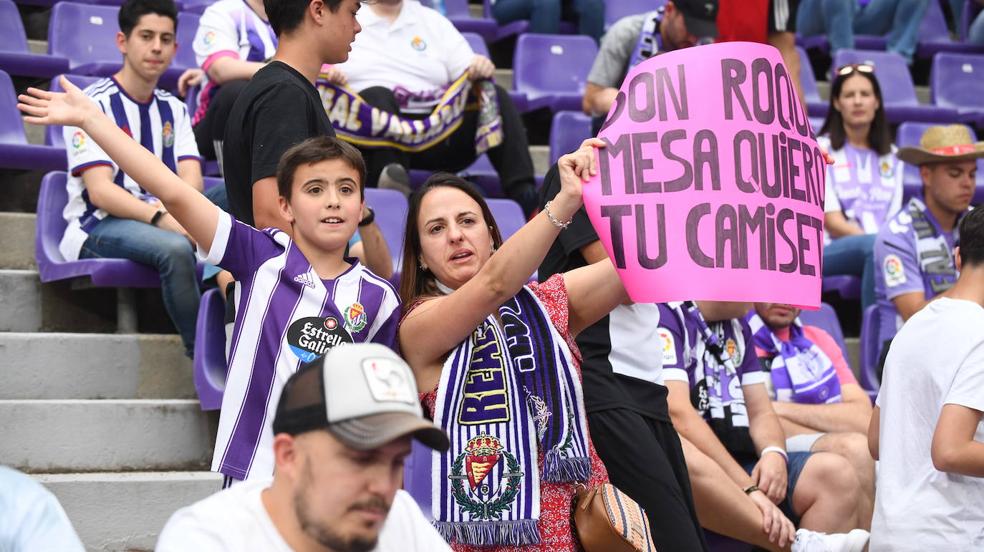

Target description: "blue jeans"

left=823, top=233, right=877, bottom=309
left=80, top=217, right=200, bottom=357
left=491, top=0, right=605, bottom=41
left=970, top=11, right=984, bottom=45
left=797, top=0, right=930, bottom=62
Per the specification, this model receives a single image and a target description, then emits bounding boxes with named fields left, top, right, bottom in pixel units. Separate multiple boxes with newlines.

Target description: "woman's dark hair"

left=819, top=69, right=892, bottom=156
left=118, top=0, right=178, bottom=37
left=275, top=136, right=366, bottom=201
left=399, top=173, right=503, bottom=305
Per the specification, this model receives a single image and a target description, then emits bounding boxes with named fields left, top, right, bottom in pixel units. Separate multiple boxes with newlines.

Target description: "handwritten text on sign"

left=582, top=42, right=825, bottom=307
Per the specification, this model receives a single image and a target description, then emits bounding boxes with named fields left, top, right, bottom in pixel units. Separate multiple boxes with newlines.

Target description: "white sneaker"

left=792, top=528, right=869, bottom=552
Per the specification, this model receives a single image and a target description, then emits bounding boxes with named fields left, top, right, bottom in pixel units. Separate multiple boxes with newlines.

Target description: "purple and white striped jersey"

left=200, top=209, right=400, bottom=481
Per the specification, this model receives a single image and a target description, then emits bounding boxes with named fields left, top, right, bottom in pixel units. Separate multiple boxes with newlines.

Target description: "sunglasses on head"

left=836, top=63, right=875, bottom=77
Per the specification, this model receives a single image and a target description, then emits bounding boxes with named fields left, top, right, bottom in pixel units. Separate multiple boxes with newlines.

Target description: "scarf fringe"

left=435, top=519, right=541, bottom=546
left=542, top=452, right=592, bottom=483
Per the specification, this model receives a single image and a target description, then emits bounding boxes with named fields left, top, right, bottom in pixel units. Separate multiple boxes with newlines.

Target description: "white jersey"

left=157, top=482, right=451, bottom=552
left=337, top=0, right=474, bottom=113
left=201, top=209, right=401, bottom=481
left=61, top=78, right=200, bottom=261
left=871, top=297, right=984, bottom=550
left=192, top=0, right=277, bottom=123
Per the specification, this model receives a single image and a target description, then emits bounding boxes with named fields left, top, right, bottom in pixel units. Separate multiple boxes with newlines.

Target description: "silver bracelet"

left=543, top=201, right=572, bottom=229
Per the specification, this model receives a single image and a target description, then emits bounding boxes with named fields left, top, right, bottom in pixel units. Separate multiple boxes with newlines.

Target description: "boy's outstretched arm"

left=19, top=76, right=219, bottom=252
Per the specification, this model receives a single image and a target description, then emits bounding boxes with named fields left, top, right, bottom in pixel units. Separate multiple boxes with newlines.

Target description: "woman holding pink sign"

left=818, top=63, right=904, bottom=310
left=396, top=141, right=635, bottom=551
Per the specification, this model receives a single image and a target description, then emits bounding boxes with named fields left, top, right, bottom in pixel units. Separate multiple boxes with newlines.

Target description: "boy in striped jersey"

left=61, top=0, right=204, bottom=357
left=22, top=82, right=401, bottom=485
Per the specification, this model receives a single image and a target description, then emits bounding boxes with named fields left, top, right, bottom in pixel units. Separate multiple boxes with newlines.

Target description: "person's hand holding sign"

left=553, top=138, right=607, bottom=222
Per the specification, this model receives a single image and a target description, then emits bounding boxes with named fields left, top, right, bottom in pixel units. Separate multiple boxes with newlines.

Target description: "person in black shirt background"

left=538, top=164, right=708, bottom=551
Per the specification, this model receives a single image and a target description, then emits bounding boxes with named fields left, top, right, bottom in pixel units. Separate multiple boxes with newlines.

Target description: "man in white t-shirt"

left=157, top=344, right=451, bottom=551
left=869, top=206, right=984, bottom=550
left=329, top=0, right=539, bottom=216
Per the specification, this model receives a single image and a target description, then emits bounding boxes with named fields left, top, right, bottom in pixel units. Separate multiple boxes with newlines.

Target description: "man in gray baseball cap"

left=158, top=344, right=450, bottom=552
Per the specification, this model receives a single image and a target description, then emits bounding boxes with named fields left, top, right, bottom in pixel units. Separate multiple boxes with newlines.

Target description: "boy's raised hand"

left=18, top=76, right=98, bottom=129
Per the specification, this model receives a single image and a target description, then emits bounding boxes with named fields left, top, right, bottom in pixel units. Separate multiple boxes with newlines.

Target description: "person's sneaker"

left=377, top=163, right=412, bottom=197
left=792, top=528, right=869, bottom=552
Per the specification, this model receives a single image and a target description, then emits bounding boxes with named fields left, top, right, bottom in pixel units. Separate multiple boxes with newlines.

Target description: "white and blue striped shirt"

left=61, top=77, right=201, bottom=261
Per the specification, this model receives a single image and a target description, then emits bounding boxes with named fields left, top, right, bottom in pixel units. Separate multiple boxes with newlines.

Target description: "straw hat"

left=897, top=124, right=984, bottom=166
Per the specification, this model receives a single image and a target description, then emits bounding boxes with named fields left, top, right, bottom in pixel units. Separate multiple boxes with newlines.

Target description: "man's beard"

left=293, top=461, right=391, bottom=552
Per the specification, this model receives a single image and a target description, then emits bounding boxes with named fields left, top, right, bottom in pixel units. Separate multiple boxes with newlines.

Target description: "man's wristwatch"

left=358, top=206, right=375, bottom=227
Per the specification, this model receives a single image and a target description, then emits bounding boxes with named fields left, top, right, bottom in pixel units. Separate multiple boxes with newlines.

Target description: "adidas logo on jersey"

left=293, top=272, right=316, bottom=289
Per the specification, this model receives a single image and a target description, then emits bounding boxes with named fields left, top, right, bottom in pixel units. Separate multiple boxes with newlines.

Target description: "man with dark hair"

left=220, top=0, right=392, bottom=277
left=869, top=206, right=984, bottom=549
left=222, top=0, right=360, bottom=231
left=157, top=344, right=451, bottom=551
left=582, top=0, right=719, bottom=119
left=61, top=0, right=203, bottom=357
left=872, top=125, right=983, bottom=361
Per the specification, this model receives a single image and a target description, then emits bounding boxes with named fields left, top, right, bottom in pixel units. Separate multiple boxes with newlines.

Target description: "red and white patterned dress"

left=415, top=274, right=609, bottom=552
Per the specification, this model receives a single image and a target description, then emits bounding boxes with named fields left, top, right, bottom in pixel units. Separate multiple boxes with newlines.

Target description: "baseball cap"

left=673, top=0, right=719, bottom=43
left=272, top=344, right=449, bottom=452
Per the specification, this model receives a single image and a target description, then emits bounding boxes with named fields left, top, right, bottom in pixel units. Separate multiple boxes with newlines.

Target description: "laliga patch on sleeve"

left=362, top=357, right=416, bottom=405
left=883, top=254, right=906, bottom=287
left=657, top=328, right=677, bottom=366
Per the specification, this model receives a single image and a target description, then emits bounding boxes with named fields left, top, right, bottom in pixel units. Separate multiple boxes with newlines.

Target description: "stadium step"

left=0, top=399, right=215, bottom=472
left=37, top=471, right=221, bottom=552
left=0, top=212, right=36, bottom=269
left=0, top=268, right=118, bottom=333
left=0, top=332, right=193, bottom=400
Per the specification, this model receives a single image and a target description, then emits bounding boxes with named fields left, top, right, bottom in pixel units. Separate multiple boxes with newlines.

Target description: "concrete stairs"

left=0, top=211, right=220, bottom=550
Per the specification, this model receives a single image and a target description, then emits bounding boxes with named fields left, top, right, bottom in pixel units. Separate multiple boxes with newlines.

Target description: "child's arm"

left=19, top=77, right=219, bottom=251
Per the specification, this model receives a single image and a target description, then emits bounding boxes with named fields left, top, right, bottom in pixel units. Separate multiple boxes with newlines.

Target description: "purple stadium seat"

left=896, top=121, right=984, bottom=203
left=487, top=197, right=525, bottom=239
left=35, top=171, right=161, bottom=286
left=460, top=31, right=529, bottom=112
left=174, top=12, right=201, bottom=72
left=439, top=0, right=498, bottom=43
left=0, top=70, right=67, bottom=171
left=44, top=74, right=101, bottom=148
left=0, top=0, right=70, bottom=79
left=858, top=304, right=881, bottom=394
left=180, top=0, right=216, bottom=14
left=404, top=441, right=435, bottom=520
left=513, top=34, right=598, bottom=113
left=797, top=46, right=828, bottom=119
left=193, top=287, right=225, bottom=410
left=48, top=2, right=191, bottom=89
left=831, top=49, right=959, bottom=123
left=822, top=275, right=861, bottom=301
left=799, top=302, right=851, bottom=365
left=480, top=0, right=530, bottom=41
left=549, top=110, right=591, bottom=164
left=604, top=0, right=662, bottom=28
left=364, top=187, right=409, bottom=276
left=930, top=52, right=984, bottom=126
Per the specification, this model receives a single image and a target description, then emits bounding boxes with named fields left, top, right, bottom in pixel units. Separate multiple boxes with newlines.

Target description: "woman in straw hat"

left=871, top=123, right=983, bottom=368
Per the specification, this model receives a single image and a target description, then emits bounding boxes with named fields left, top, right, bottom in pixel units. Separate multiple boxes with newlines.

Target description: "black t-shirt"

left=222, top=61, right=335, bottom=226
left=537, top=165, right=669, bottom=420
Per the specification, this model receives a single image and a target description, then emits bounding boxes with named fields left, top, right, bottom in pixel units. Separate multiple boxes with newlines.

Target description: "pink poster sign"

left=582, top=41, right=825, bottom=307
